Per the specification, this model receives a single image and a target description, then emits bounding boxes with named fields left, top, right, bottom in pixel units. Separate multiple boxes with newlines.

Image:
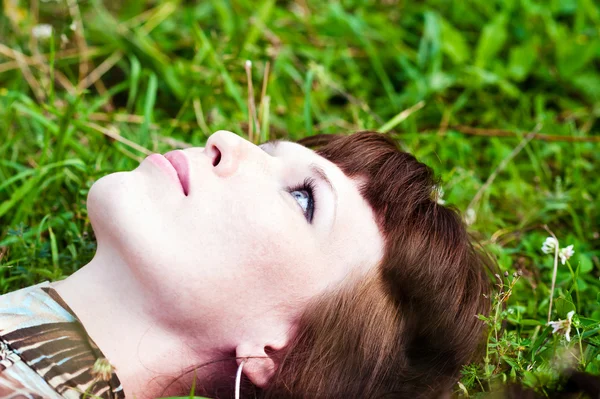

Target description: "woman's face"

left=87, top=131, right=384, bottom=340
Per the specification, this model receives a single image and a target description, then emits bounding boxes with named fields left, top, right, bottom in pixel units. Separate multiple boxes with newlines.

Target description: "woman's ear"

left=235, top=341, right=285, bottom=388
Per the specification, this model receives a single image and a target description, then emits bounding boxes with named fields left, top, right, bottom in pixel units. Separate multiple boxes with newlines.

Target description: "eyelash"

left=288, top=177, right=317, bottom=223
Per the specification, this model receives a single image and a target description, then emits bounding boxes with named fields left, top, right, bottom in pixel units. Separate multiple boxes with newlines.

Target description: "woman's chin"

left=87, top=173, right=152, bottom=246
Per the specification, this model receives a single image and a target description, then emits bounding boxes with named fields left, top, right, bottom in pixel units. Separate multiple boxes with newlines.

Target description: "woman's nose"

left=204, top=130, right=260, bottom=178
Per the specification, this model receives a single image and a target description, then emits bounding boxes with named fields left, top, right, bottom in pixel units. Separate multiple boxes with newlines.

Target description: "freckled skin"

left=87, top=130, right=384, bottom=346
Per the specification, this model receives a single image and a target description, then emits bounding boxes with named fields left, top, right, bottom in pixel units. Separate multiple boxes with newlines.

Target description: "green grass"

left=1, top=0, right=599, bottom=397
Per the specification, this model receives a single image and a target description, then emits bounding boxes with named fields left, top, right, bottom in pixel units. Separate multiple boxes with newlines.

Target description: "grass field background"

left=1, top=0, right=599, bottom=396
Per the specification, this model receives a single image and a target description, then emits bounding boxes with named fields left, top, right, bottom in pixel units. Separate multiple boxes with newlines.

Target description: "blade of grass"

left=141, top=72, right=158, bottom=147
left=303, top=68, right=315, bottom=136
left=377, top=101, right=425, bottom=133
left=191, top=24, right=246, bottom=114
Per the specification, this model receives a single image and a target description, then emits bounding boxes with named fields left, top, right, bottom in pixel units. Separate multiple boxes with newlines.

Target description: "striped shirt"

left=0, top=281, right=125, bottom=398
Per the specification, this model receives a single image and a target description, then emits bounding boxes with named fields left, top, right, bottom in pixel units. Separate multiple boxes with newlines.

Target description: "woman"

left=0, top=130, right=493, bottom=399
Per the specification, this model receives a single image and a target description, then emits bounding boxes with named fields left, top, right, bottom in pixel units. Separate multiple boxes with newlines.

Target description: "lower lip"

left=164, top=150, right=190, bottom=195
left=146, top=154, right=182, bottom=190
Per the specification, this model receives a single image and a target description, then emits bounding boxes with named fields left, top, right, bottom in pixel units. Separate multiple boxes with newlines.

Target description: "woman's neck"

left=50, top=246, right=230, bottom=398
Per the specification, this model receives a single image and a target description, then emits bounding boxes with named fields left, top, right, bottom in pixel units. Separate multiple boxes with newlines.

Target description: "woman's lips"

left=164, top=150, right=190, bottom=196
left=146, top=152, right=189, bottom=196
left=146, top=154, right=180, bottom=189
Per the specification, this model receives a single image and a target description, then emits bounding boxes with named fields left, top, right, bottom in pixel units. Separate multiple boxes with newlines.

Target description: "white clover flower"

left=541, top=237, right=558, bottom=254
left=559, top=245, right=575, bottom=265
left=434, top=186, right=446, bottom=205
left=464, top=208, right=476, bottom=226
left=32, top=24, right=53, bottom=40
left=548, top=310, right=575, bottom=342
left=541, top=237, right=575, bottom=265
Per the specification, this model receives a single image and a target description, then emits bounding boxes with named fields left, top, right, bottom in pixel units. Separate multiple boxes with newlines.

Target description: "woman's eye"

left=291, top=190, right=310, bottom=213
left=288, top=177, right=316, bottom=223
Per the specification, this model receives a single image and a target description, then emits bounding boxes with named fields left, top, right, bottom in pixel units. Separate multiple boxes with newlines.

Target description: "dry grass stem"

left=467, top=124, right=541, bottom=212
left=67, top=0, right=89, bottom=82
left=0, top=246, right=7, bottom=263
left=40, top=65, right=77, bottom=95
left=450, top=125, right=600, bottom=143
left=88, top=112, right=197, bottom=131
left=156, top=136, right=193, bottom=149
left=139, top=2, right=177, bottom=34
left=14, top=51, right=45, bottom=103
left=378, top=101, right=425, bottom=133
left=192, top=97, right=211, bottom=137
left=78, top=51, right=124, bottom=90
left=86, top=122, right=151, bottom=156
left=245, top=60, right=260, bottom=142
left=67, top=0, right=112, bottom=110
left=0, top=47, right=103, bottom=74
left=0, top=43, right=77, bottom=95
left=259, top=60, right=271, bottom=117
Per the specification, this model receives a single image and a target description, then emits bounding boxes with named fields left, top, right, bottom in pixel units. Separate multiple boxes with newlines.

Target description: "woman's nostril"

left=212, top=147, right=222, bottom=167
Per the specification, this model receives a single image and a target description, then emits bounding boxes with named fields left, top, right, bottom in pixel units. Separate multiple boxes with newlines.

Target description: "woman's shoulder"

left=0, top=339, right=64, bottom=398
left=0, top=281, right=125, bottom=398
left=0, top=281, right=78, bottom=335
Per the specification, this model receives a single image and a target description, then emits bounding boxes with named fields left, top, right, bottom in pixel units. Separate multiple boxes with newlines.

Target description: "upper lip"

left=164, top=150, right=190, bottom=196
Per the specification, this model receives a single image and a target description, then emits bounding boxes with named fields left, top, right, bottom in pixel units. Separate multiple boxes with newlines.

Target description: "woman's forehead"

left=261, top=139, right=337, bottom=170
left=271, top=141, right=384, bottom=276
left=259, top=139, right=309, bottom=155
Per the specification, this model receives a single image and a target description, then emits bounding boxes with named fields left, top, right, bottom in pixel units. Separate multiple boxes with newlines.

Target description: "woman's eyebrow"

left=259, top=140, right=339, bottom=228
left=258, top=139, right=284, bottom=152
left=310, top=163, right=338, bottom=230
left=259, top=141, right=337, bottom=204
left=310, top=163, right=336, bottom=198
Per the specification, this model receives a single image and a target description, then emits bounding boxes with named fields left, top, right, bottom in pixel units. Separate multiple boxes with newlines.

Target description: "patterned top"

left=0, top=281, right=125, bottom=398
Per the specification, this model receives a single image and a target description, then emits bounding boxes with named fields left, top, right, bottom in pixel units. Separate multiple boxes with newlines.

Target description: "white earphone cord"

left=235, top=359, right=246, bottom=399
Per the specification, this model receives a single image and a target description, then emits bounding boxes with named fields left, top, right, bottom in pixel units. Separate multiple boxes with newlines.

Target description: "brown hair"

left=168, top=131, right=495, bottom=398
left=252, top=131, right=495, bottom=398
